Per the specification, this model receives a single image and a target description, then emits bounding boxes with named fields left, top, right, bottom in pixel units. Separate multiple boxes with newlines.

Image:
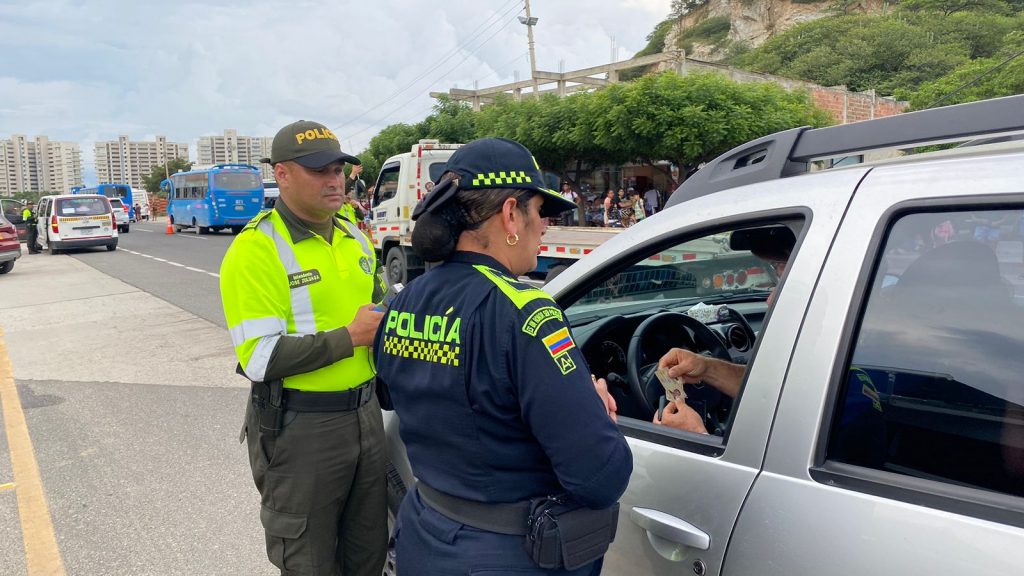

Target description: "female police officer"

left=373, top=138, right=632, bottom=575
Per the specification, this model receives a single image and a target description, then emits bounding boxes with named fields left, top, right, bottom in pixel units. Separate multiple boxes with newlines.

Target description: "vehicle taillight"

left=51, top=215, right=58, bottom=234
left=737, top=269, right=748, bottom=286
left=111, top=212, right=116, bottom=228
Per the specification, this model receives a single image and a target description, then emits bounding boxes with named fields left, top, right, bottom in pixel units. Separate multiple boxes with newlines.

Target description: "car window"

left=57, top=197, right=109, bottom=216
left=373, top=163, right=400, bottom=207
left=562, top=219, right=802, bottom=443
left=829, top=209, right=1024, bottom=497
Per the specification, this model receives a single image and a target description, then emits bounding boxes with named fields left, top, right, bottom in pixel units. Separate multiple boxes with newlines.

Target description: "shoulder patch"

left=241, top=209, right=273, bottom=232
left=522, top=306, right=563, bottom=336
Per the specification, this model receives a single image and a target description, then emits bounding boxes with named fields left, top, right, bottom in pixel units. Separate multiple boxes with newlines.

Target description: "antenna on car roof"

left=666, top=95, right=1024, bottom=208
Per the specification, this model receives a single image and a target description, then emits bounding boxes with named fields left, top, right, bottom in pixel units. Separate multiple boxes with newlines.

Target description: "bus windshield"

left=214, top=172, right=261, bottom=191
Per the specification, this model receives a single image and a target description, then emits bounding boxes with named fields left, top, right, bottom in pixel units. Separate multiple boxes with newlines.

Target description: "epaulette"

left=241, top=209, right=273, bottom=232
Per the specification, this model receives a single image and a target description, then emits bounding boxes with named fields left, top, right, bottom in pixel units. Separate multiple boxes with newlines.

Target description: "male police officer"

left=22, top=202, right=40, bottom=254
left=220, top=120, right=388, bottom=576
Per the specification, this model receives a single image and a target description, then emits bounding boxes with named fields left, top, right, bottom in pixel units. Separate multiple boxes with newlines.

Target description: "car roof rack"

left=666, top=94, right=1024, bottom=208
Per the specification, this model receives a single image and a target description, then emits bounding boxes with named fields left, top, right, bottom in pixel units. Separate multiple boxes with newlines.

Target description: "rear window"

left=109, top=199, right=124, bottom=208
left=214, top=172, right=261, bottom=191
left=57, top=197, right=109, bottom=216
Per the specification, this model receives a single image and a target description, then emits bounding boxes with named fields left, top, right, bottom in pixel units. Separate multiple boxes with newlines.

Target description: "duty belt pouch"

left=251, top=379, right=285, bottom=438
left=525, top=496, right=620, bottom=570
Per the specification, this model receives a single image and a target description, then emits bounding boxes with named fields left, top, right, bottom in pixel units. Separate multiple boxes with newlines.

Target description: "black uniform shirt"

left=374, top=251, right=632, bottom=508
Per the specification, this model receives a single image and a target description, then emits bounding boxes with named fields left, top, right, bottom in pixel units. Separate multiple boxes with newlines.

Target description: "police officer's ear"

left=500, top=196, right=523, bottom=236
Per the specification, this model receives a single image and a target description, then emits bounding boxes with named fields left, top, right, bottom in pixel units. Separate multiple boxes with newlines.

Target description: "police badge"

left=359, top=256, right=372, bottom=274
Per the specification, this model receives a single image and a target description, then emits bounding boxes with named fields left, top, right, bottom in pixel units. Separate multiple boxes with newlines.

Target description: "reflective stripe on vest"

left=337, top=218, right=374, bottom=262
left=257, top=219, right=317, bottom=335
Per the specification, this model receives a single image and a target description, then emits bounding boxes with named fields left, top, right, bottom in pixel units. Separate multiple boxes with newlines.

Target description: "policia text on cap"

left=374, top=137, right=633, bottom=574
left=220, top=120, right=389, bottom=576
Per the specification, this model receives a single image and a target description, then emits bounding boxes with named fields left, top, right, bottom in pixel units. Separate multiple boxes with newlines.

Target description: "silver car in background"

left=383, top=95, right=1024, bottom=575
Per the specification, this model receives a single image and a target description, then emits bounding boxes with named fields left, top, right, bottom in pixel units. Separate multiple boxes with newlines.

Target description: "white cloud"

left=0, top=0, right=669, bottom=179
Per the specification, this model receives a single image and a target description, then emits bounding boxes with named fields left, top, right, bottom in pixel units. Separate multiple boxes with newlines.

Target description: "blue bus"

left=75, top=183, right=133, bottom=219
left=162, top=164, right=264, bottom=234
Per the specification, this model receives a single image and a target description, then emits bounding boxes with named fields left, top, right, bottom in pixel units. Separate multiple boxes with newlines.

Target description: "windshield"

left=57, top=197, right=109, bottom=216
left=213, top=172, right=261, bottom=191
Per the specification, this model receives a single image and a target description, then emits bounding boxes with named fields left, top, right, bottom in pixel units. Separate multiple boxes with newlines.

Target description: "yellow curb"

left=0, top=325, right=66, bottom=574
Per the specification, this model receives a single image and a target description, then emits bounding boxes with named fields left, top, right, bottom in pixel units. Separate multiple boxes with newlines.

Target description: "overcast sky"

left=0, top=0, right=668, bottom=183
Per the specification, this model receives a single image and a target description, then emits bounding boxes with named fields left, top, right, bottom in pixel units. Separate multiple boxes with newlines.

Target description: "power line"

left=928, top=47, right=1024, bottom=109
left=345, top=11, right=524, bottom=142
left=337, top=0, right=523, bottom=134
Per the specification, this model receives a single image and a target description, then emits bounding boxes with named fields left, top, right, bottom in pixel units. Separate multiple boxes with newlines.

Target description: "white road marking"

left=177, top=234, right=208, bottom=241
left=116, top=249, right=219, bottom=277
left=135, top=229, right=153, bottom=233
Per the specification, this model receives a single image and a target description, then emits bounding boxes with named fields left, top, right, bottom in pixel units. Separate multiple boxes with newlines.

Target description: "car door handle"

left=630, top=507, right=710, bottom=551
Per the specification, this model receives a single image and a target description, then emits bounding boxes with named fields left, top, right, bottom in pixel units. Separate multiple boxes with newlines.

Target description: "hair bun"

left=411, top=210, right=459, bottom=262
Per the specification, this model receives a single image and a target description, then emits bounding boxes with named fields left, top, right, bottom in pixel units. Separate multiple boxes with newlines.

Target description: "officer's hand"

left=347, top=304, right=384, bottom=348
left=653, top=400, right=707, bottom=434
left=659, top=348, right=708, bottom=384
left=592, top=375, right=617, bottom=423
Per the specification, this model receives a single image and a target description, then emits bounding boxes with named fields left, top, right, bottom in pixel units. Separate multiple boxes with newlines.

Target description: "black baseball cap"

left=412, top=137, right=576, bottom=220
left=260, top=120, right=361, bottom=168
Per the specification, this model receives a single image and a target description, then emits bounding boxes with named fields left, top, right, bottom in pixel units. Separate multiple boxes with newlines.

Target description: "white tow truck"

left=370, top=139, right=689, bottom=284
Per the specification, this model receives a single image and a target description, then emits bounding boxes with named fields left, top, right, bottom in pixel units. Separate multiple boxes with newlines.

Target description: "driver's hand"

left=653, top=400, right=707, bottom=434
left=592, top=375, right=618, bottom=423
left=659, top=348, right=708, bottom=384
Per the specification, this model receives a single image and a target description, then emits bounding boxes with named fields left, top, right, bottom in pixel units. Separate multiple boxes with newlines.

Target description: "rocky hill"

left=670, top=0, right=888, bottom=61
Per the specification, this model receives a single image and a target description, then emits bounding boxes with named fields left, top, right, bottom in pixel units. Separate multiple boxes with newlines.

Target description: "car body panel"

left=0, top=212, right=22, bottom=267
left=724, top=150, right=1024, bottom=575
left=538, top=168, right=868, bottom=575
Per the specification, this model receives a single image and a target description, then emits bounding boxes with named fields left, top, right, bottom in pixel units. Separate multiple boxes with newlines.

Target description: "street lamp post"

left=519, top=0, right=539, bottom=97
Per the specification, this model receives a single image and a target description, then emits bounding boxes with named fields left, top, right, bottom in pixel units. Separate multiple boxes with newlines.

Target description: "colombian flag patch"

left=542, top=327, right=575, bottom=357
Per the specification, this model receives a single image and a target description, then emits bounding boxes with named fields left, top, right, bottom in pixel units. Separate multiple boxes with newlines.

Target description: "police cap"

left=412, top=137, right=576, bottom=220
left=261, top=120, right=361, bottom=169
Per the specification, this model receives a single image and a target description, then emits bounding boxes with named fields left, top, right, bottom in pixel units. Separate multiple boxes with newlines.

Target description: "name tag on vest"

left=289, top=269, right=322, bottom=289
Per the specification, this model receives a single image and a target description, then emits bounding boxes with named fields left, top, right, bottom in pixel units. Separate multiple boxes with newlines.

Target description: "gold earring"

left=506, top=233, right=519, bottom=246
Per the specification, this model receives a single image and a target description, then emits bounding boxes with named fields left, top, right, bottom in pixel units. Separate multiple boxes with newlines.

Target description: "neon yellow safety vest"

left=338, top=203, right=359, bottom=226
left=220, top=210, right=378, bottom=392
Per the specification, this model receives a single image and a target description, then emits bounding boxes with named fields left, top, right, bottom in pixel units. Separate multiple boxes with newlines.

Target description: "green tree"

left=587, top=72, right=831, bottom=181
left=900, top=0, right=1012, bottom=16
left=143, top=158, right=193, bottom=195
left=358, top=122, right=423, bottom=188
left=903, top=31, right=1024, bottom=108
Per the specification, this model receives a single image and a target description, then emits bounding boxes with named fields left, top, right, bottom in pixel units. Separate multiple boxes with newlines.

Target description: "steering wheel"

left=626, top=312, right=734, bottom=429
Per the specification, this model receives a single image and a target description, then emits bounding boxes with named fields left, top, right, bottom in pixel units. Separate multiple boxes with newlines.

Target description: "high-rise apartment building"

left=94, top=135, right=189, bottom=189
left=197, top=129, right=274, bottom=180
left=0, top=135, right=84, bottom=196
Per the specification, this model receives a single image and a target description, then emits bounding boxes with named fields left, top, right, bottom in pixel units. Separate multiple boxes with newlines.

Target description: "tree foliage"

left=735, top=5, right=1023, bottom=96
left=143, top=157, right=193, bottom=194
left=360, top=71, right=831, bottom=189
left=902, top=31, right=1024, bottom=108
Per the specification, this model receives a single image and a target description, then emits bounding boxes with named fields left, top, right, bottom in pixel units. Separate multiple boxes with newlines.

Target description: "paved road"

left=67, top=219, right=236, bottom=327
left=0, top=239, right=275, bottom=576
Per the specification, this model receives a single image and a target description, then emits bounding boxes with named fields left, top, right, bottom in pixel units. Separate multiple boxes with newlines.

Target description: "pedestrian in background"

left=375, top=137, right=631, bottom=575
left=644, top=187, right=660, bottom=216
left=220, top=119, right=388, bottom=576
left=559, top=182, right=578, bottom=226
left=22, top=201, right=40, bottom=254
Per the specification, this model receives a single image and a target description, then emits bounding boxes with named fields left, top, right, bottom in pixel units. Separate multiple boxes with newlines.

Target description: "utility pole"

left=520, top=0, right=539, bottom=96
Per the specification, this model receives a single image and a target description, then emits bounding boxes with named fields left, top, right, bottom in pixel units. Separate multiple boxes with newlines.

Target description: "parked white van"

left=35, top=194, right=118, bottom=254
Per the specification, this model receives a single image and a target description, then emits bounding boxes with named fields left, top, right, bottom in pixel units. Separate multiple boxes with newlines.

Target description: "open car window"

left=561, top=219, right=803, bottom=446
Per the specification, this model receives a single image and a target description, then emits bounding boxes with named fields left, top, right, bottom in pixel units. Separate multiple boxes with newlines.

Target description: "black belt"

left=416, top=482, right=531, bottom=536
left=282, top=381, right=374, bottom=412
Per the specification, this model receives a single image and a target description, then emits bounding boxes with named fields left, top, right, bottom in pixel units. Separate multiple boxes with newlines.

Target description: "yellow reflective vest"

left=220, top=209, right=378, bottom=392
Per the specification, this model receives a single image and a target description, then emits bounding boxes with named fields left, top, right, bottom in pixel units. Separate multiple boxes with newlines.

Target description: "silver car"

left=383, top=95, right=1024, bottom=575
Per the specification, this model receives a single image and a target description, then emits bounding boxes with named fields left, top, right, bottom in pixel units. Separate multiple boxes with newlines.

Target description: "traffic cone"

left=165, top=217, right=174, bottom=235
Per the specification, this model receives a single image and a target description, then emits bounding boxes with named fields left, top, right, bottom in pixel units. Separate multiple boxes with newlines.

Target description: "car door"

left=725, top=152, right=1024, bottom=575
left=546, top=167, right=868, bottom=576
left=36, top=198, right=50, bottom=245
